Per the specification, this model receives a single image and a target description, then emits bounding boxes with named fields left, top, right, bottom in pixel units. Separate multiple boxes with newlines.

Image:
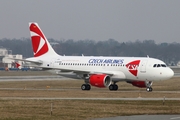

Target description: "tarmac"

left=94, top=115, right=180, bottom=120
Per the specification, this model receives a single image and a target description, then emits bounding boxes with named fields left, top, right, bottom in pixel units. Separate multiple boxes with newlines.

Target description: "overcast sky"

left=0, top=0, right=180, bottom=43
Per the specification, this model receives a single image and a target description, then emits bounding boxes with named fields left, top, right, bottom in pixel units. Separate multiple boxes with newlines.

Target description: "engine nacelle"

left=89, top=74, right=111, bottom=88
left=127, top=81, right=152, bottom=88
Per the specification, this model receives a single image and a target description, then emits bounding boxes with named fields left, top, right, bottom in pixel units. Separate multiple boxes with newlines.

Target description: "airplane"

left=15, top=62, right=21, bottom=68
left=23, top=22, right=174, bottom=92
left=9, top=62, right=30, bottom=71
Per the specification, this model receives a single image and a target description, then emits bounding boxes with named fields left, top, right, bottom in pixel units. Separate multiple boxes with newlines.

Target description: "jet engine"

left=89, top=74, right=111, bottom=88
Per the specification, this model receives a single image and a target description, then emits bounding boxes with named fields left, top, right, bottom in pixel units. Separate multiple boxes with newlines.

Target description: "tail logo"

left=29, top=23, right=48, bottom=57
left=15, top=62, right=21, bottom=68
left=126, top=60, right=140, bottom=76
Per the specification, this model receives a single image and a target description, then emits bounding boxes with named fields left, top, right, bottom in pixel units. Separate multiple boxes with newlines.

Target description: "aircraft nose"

left=166, top=68, right=174, bottom=78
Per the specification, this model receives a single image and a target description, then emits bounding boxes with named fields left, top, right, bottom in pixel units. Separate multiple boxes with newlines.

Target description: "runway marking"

left=171, top=117, right=180, bottom=119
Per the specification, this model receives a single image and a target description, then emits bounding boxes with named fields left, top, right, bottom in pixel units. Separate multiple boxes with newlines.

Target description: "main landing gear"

left=109, top=83, right=118, bottom=91
left=81, top=84, right=91, bottom=90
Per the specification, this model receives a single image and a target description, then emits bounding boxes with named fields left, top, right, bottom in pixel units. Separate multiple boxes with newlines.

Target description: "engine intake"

left=89, top=74, right=111, bottom=88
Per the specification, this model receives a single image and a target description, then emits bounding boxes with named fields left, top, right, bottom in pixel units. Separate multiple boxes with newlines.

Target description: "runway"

left=94, top=115, right=180, bottom=120
left=0, top=75, right=70, bottom=81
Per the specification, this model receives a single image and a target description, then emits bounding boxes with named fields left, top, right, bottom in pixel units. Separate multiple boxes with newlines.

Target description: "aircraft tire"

left=114, top=84, right=118, bottom=91
left=81, top=84, right=91, bottom=90
left=146, top=87, right=153, bottom=92
left=86, top=84, right=91, bottom=90
left=109, top=84, right=118, bottom=91
left=81, top=84, right=86, bottom=90
left=109, top=84, right=114, bottom=91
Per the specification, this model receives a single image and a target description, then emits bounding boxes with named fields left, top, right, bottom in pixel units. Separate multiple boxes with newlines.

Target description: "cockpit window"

left=153, top=64, right=157, bottom=67
left=153, top=64, right=167, bottom=68
left=161, top=64, right=167, bottom=67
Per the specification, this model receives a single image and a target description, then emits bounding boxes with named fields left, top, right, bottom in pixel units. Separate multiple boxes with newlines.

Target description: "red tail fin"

left=29, top=23, right=59, bottom=57
left=15, top=62, right=20, bottom=68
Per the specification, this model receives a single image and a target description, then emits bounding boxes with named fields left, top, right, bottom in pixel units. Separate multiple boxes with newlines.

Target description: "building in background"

left=0, top=47, right=23, bottom=69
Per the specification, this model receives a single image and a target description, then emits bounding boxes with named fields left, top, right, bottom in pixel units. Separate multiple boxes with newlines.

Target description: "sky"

left=0, top=0, right=180, bottom=43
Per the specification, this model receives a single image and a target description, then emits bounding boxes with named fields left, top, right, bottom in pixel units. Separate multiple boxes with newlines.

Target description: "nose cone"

left=166, top=68, right=174, bottom=79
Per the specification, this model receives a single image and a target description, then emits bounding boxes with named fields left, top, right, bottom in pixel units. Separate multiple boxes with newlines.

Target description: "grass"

left=0, top=100, right=180, bottom=120
left=0, top=71, right=180, bottom=119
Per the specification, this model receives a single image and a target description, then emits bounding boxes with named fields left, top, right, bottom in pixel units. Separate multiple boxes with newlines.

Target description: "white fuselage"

left=27, top=55, right=174, bottom=82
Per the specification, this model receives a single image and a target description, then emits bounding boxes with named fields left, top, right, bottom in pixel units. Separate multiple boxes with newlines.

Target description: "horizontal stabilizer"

left=7, top=58, right=43, bottom=64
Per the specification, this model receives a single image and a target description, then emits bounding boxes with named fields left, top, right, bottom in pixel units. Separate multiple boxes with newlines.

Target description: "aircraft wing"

left=49, top=67, right=114, bottom=76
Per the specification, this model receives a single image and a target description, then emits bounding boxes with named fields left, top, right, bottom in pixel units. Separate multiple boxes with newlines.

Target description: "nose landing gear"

left=146, top=87, right=153, bottom=92
left=146, top=81, right=153, bottom=92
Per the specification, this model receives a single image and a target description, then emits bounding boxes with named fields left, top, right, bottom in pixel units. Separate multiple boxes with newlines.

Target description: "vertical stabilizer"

left=29, top=22, right=59, bottom=57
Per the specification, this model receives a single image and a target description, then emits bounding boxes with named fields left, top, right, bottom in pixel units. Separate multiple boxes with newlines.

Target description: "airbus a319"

left=23, top=23, right=174, bottom=92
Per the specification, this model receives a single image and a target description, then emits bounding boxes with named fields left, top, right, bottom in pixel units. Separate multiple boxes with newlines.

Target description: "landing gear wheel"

left=109, top=85, right=114, bottom=90
left=114, top=84, right=118, bottom=91
left=146, top=87, right=153, bottom=92
left=86, top=84, right=91, bottom=90
left=81, top=84, right=86, bottom=90
left=109, top=84, right=118, bottom=91
left=81, top=84, right=91, bottom=90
